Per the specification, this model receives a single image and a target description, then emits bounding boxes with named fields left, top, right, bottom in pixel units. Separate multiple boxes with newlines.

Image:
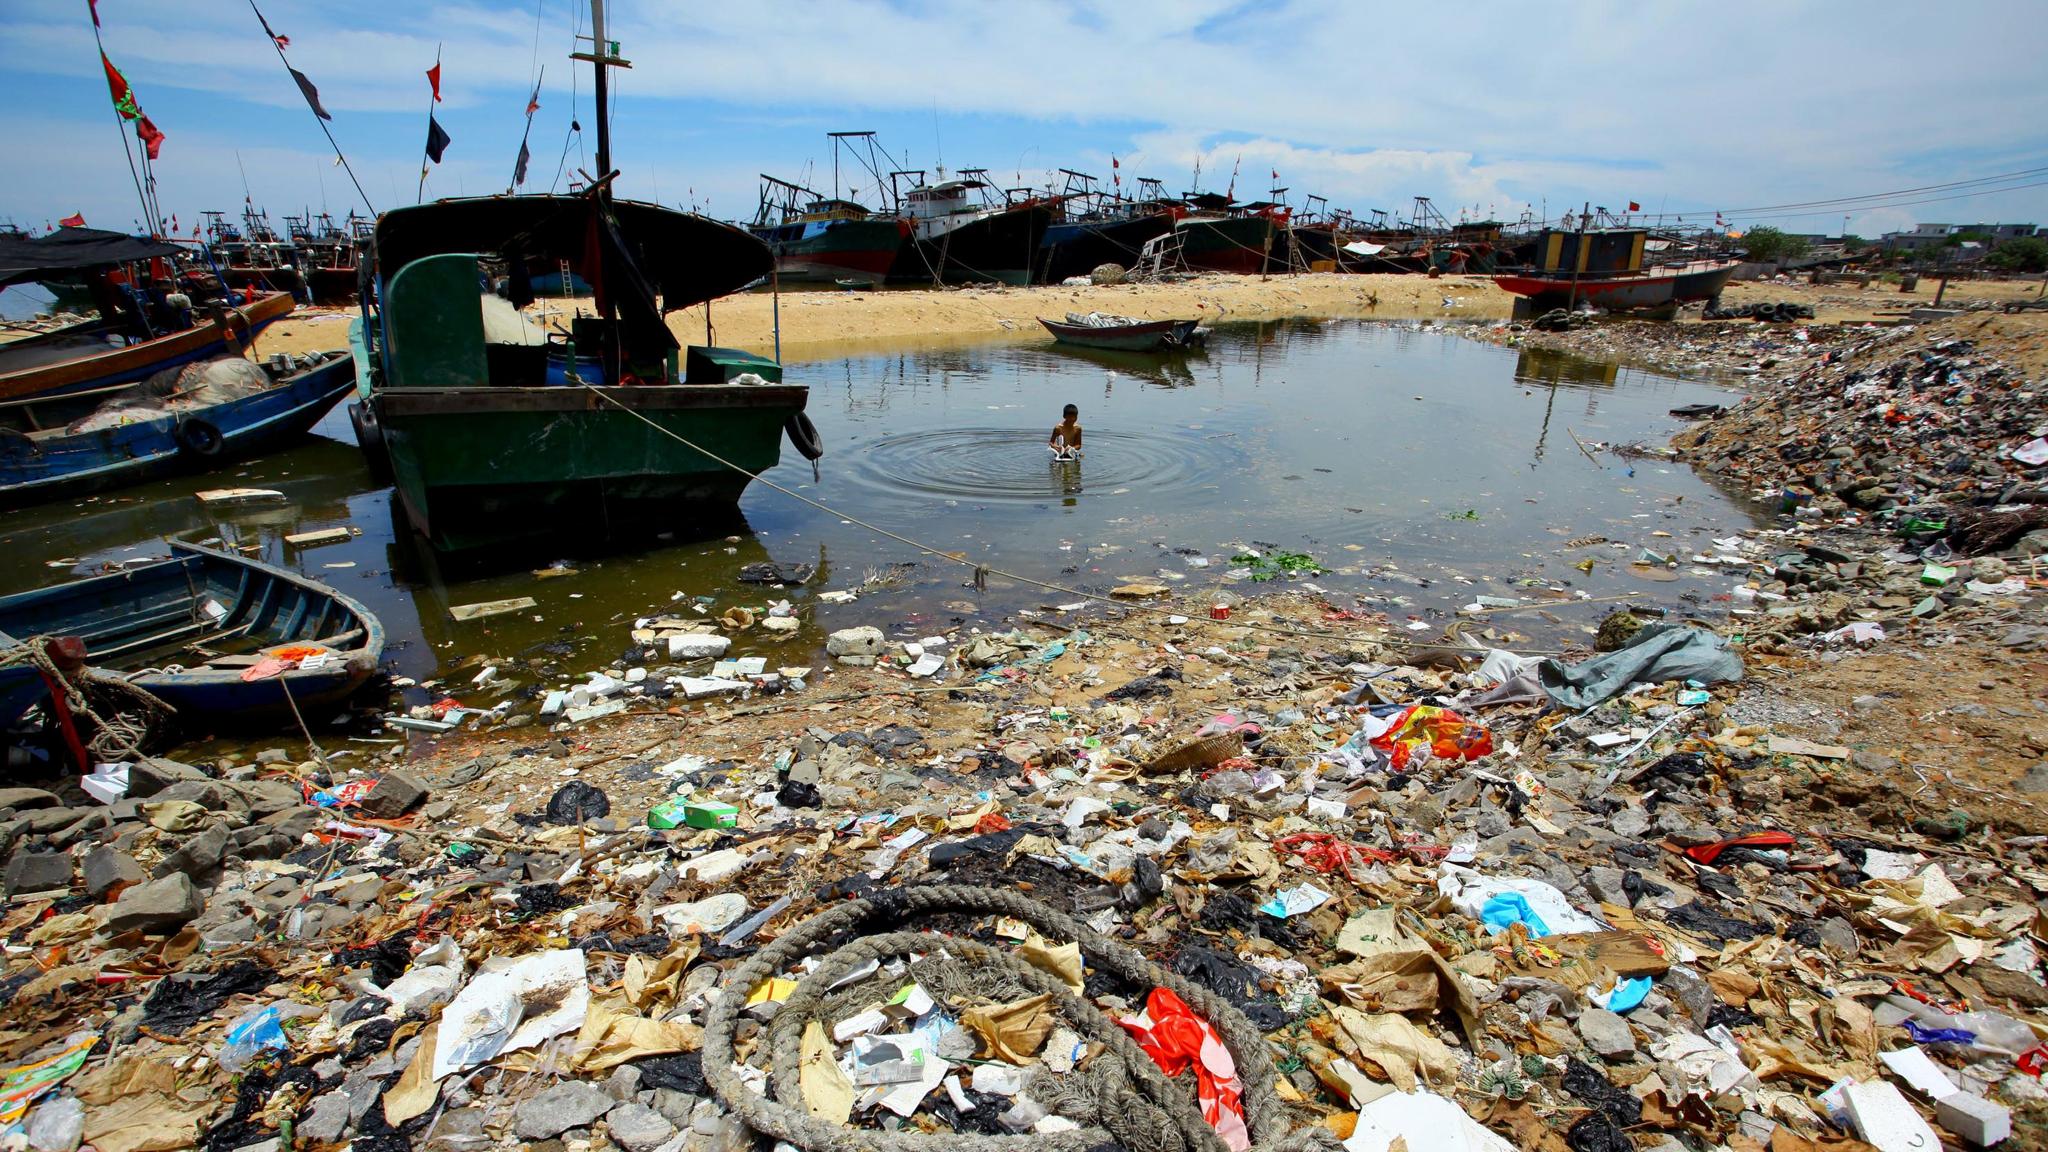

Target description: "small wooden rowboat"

left=1038, top=313, right=1203, bottom=352
left=0, top=540, right=385, bottom=737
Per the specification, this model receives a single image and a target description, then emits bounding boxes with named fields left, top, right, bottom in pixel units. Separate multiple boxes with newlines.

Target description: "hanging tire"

left=349, top=401, right=394, bottom=485
left=174, top=418, right=224, bottom=457
left=784, top=411, right=824, bottom=461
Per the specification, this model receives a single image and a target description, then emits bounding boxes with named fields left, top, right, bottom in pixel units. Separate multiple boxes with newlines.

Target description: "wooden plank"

left=283, top=527, right=352, bottom=548
left=449, top=596, right=536, bottom=622
left=196, top=488, right=287, bottom=506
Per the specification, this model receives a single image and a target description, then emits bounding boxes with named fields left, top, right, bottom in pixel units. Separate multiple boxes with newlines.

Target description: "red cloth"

left=1117, top=988, right=1249, bottom=1150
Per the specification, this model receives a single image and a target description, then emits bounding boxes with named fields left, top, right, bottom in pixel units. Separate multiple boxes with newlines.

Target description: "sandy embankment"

left=250, top=270, right=2048, bottom=363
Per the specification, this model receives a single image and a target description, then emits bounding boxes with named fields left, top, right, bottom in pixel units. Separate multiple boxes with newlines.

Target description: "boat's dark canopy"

left=370, top=195, right=770, bottom=311
left=1185, top=193, right=1235, bottom=211
left=0, top=228, right=184, bottom=290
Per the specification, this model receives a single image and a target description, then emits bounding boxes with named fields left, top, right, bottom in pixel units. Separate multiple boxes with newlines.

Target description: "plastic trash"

left=22, top=1094, right=83, bottom=1152
left=217, top=1005, right=288, bottom=1073
left=1588, top=976, right=1652, bottom=1014
left=431, top=948, right=590, bottom=1080
left=1118, top=988, right=1248, bottom=1151
left=79, top=764, right=129, bottom=805
left=545, top=781, right=610, bottom=824
left=1439, top=867, right=1606, bottom=936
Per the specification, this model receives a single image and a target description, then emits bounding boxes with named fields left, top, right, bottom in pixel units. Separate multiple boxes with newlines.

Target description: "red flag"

left=426, top=61, right=442, bottom=102
left=135, top=115, right=164, bottom=160
left=58, top=213, right=85, bottom=228
left=87, top=0, right=99, bottom=27
left=1627, top=201, right=1640, bottom=212
left=1111, top=156, right=1119, bottom=168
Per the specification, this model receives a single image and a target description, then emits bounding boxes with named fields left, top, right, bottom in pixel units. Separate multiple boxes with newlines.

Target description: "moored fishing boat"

left=0, top=227, right=295, bottom=405
left=0, top=541, right=384, bottom=751
left=1172, top=194, right=1281, bottom=274
left=0, top=352, right=352, bottom=506
left=893, top=175, right=1056, bottom=286
left=750, top=177, right=907, bottom=285
left=1036, top=174, right=1176, bottom=283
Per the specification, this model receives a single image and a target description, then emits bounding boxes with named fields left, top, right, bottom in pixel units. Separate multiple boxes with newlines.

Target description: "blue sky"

left=5, top=0, right=2047, bottom=239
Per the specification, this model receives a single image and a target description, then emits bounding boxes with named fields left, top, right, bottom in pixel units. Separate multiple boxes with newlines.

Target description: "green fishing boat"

left=345, top=3, right=817, bottom=554
left=347, top=195, right=817, bottom=553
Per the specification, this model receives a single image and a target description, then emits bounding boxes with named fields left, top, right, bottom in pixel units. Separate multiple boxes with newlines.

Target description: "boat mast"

left=572, top=0, right=631, bottom=193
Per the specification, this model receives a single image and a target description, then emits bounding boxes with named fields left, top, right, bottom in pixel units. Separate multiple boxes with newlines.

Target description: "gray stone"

left=825, top=626, right=884, bottom=658
left=291, top=902, right=359, bottom=941
left=1851, top=748, right=1898, bottom=773
left=23, top=808, right=86, bottom=834
left=223, top=779, right=304, bottom=819
left=231, top=832, right=294, bottom=861
left=650, top=1090, right=701, bottom=1128
left=1609, top=806, right=1651, bottom=838
left=514, top=1080, right=614, bottom=1140
left=1661, top=966, right=1716, bottom=1027
left=606, top=1102, right=678, bottom=1152
left=1816, top=916, right=1860, bottom=956
left=2018, top=761, right=2048, bottom=794
left=355, top=772, right=429, bottom=820
left=105, top=873, right=205, bottom=934
left=128, top=758, right=210, bottom=797
left=1850, top=695, right=1884, bottom=713
left=427, top=1107, right=487, bottom=1149
left=0, top=787, right=60, bottom=812
left=82, top=847, right=144, bottom=898
left=1472, top=804, right=1510, bottom=839
left=149, top=782, right=250, bottom=825
left=4, top=851, right=72, bottom=896
left=154, top=822, right=230, bottom=879
left=605, top=1065, right=644, bottom=1101
left=1584, top=866, right=1630, bottom=907
left=298, top=1091, right=353, bottom=1143
left=1576, top=1007, right=1637, bottom=1059
left=255, top=748, right=291, bottom=765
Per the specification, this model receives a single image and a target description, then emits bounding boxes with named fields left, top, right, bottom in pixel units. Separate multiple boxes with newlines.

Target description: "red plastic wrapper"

left=1370, top=704, right=1493, bottom=771
left=1118, top=988, right=1249, bottom=1150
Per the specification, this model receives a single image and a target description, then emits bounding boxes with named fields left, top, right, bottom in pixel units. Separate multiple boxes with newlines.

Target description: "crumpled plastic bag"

left=1439, top=866, right=1607, bottom=936
left=1370, top=705, right=1493, bottom=770
left=431, top=948, right=589, bottom=1080
left=1119, top=988, right=1249, bottom=1151
left=1538, top=623, right=1742, bottom=709
left=139, top=801, right=208, bottom=833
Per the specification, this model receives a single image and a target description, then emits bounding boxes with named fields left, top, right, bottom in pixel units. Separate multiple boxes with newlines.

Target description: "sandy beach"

left=250, top=269, right=2048, bottom=366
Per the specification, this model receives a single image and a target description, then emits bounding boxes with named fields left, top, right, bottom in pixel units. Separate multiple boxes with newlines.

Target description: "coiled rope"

left=0, top=638, right=172, bottom=761
left=702, top=885, right=1338, bottom=1152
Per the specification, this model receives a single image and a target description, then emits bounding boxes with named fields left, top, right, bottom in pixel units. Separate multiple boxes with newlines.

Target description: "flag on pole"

left=100, top=51, right=166, bottom=158
left=426, top=61, right=443, bottom=103
left=1627, top=201, right=1640, bottom=212
left=87, top=0, right=99, bottom=27
left=425, top=114, right=451, bottom=164
left=58, top=213, right=86, bottom=228
left=513, top=139, right=531, bottom=186
left=291, top=69, right=331, bottom=120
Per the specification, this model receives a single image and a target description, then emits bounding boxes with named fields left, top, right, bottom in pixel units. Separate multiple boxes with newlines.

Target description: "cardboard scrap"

left=572, top=1001, right=703, bottom=1072
left=1766, top=735, right=1851, bottom=760
left=960, top=994, right=1055, bottom=1064
left=1321, top=948, right=1483, bottom=1043
left=1330, top=1007, right=1455, bottom=1093
left=1017, top=930, right=1085, bottom=994
left=799, top=1020, right=855, bottom=1124
left=382, top=1020, right=442, bottom=1126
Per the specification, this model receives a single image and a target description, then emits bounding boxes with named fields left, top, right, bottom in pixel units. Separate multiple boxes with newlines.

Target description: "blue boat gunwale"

left=0, top=539, right=386, bottom=721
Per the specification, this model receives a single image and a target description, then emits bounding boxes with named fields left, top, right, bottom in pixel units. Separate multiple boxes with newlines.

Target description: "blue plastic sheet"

left=1903, top=1019, right=1977, bottom=1046
left=1590, top=976, right=1653, bottom=1014
left=1480, top=892, right=1551, bottom=937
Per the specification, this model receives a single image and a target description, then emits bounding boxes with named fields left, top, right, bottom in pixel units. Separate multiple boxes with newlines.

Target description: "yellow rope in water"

left=577, top=384, right=1606, bottom=657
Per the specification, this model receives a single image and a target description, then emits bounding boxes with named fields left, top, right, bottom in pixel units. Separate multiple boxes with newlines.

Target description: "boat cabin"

left=903, top=180, right=989, bottom=221
left=1531, top=227, right=1647, bottom=275
left=360, top=194, right=777, bottom=393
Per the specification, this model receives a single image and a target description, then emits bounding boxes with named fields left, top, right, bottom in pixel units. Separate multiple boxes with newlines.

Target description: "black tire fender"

left=348, top=401, right=394, bottom=484
left=174, top=418, right=224, bottom=457
left=784, top=411, right=824, bottom=461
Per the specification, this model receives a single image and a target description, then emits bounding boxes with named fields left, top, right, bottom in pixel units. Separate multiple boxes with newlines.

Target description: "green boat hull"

left=372, top=384, right=807, bottom=552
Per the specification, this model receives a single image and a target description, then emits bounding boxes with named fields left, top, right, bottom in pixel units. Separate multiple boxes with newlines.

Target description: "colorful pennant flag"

left=59, top=213, right=86, bottom=228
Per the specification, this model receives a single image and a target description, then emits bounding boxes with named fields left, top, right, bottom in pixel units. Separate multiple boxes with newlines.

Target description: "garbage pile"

left=0, top=542, right=2042, bottom=1152
left=1702, top=301, right=1817, bottom=323
left=1671, top=317, right=2048, bottom=559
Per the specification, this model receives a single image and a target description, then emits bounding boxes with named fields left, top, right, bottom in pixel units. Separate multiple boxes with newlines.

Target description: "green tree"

left=1839, top=234, right=1867, bottom=251
left=1986, top=236, right=2048, bottom=273
left=1741, top=226, right=1809, bottom=264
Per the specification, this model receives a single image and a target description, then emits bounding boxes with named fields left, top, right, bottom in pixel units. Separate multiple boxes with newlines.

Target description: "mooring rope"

left=702, top=885, right=1339, bottom=1152
left=0, top=637, right=173, bottom=761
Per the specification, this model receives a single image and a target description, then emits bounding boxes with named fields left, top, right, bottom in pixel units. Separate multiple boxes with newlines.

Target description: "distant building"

left=1881, top=222, right=2038, bottom=252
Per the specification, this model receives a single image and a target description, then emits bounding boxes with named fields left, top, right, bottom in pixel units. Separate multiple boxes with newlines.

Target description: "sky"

left=4, top=0, right=2046, bottom=240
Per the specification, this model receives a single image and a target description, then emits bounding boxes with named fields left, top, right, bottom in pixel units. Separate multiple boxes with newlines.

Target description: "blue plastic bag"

left=1480, top=892, right=1551, bottom=937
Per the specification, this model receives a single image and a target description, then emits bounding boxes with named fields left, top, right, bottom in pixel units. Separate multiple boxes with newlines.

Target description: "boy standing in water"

left=1048, top=403, right=1083, bottom=459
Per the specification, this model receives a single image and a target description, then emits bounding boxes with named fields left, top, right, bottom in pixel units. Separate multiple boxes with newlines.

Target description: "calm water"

left=0, top=321, right=1754, bottom=686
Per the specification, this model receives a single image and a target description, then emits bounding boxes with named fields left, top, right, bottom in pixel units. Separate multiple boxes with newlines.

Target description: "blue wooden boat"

left=1039, top=313, right=1202, bottom=352
left=0, top=352, right=353, bottom=508
left=0, top=541, right=384, bottom=741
